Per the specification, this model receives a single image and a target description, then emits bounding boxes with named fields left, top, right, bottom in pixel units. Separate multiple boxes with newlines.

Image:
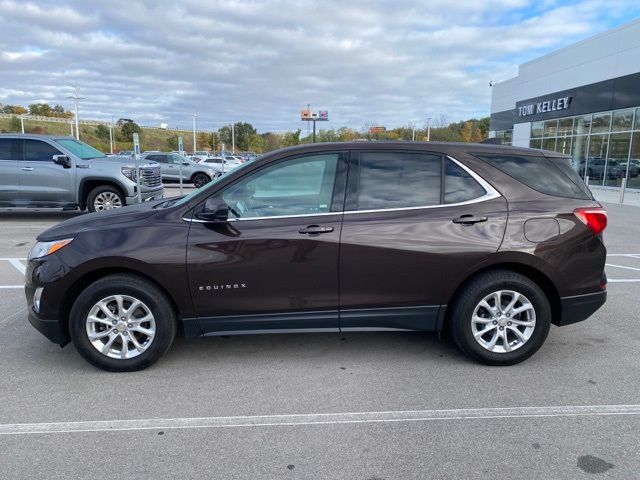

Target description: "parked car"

left=142, top=152, right=219, bottom=187
left=618, top=160, right=640, bottom=178
left=0, top=134, right=163, bottom=212
left=191, top=151, right=212, bottom=163
left=200, top=156, right=240, bottom=173
left=25, top=141, right=607, bottom=371
left=117, top=150, right=135, bottom=157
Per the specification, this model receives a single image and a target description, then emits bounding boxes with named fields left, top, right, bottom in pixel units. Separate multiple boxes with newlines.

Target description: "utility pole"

left=109, top=123, right=114, bottom=154
left=231, top=123, right=235, bottom=154
left=20, top=114, right=25, bottom=134
left=306, top=103, right=310, bottom=140
left=427, top=117, right=432, bottom=142
left=192, top=113, right=197, bottom=153
left=412, top=126, right=415, bottom=141
left=65, top=87, right=85, bottom=140
left=70, top=121, right=74, bottom=136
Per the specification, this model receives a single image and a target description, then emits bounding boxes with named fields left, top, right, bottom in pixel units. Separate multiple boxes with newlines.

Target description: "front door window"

left=222, top=153, right=339, bottom=218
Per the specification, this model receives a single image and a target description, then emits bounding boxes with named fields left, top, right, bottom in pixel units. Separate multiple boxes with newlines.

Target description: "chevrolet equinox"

left=25, top=142, right=607, bottom=371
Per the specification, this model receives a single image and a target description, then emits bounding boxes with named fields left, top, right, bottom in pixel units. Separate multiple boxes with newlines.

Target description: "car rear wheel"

left=87, top=185, right=124, bottom=213
left=69, top=274, right=177, bottom=372
left=449, top=270, right=551, bottom=365
left=192, top=173, right=210, bottom=188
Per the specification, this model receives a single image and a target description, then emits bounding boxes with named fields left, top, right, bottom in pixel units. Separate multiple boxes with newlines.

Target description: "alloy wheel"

left=94, top=192, right=123, bottom=211
left=85, top=294, right=156, bottom=359
left=471, top=290, right=536, bottom=354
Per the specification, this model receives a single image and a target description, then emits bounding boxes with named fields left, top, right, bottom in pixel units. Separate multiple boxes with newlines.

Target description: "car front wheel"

left=449, top=270, right=551, bottom=366
left=192, top=173, right=210, bottom=188
left=87, top=185, right=124, bottom=213
left=69, top=274, right=177, bottom=372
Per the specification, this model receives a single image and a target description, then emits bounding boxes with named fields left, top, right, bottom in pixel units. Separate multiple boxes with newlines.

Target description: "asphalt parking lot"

left=0, top=199, right=639, bottom=479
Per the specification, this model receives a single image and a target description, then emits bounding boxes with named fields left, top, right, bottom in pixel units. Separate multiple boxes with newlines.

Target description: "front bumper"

left=556, top=291, right=607, bottom=327
left=126, top=187, right=164, bottom=205
left=28, top=308, right=68, bottom=346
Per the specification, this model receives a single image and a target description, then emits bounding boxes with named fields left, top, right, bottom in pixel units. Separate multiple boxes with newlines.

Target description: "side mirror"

left=182, top=162, right=190, bottom=166
left=53, top=155, right=72, bottom=169
left=196, top=198, right=229, bottom=222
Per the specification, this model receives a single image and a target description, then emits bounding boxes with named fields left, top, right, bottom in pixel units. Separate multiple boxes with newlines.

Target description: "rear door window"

left=0, top=138, right=23, bottom=160
left=444, top=159, right=486, bottom=204
left=473, top=153, right=590, bottom=199
left=355, top=152, right=441, bottom=210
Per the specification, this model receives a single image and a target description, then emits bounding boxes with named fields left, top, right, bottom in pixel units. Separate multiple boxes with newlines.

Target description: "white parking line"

left=1, top=404, right=640, bottom=436
left=608, top=279, right=640, bottom=283
left=0, top=285, right=23, bottom=289
left=7, top=259, right=26, bottom=275
left=606, top=263, right=640, bottom=272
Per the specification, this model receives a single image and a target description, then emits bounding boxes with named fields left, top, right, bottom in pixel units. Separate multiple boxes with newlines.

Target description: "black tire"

left=69, top=274, right=177, bottom=372
left=86, top=185, right=125, bottom=213
left=192, top=173, right=210, bottom=188
left=449, top=270, right=551, bottom=366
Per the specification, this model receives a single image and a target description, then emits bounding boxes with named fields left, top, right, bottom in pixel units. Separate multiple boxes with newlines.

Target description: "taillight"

left=574, top=207, right=607, bottom=235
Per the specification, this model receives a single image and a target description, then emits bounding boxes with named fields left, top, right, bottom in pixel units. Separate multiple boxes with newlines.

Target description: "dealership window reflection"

left=529, top=106, right=640, bottom=190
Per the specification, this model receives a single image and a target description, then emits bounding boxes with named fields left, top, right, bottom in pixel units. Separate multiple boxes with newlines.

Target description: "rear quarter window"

left=473, top=153, right=590, bottom=200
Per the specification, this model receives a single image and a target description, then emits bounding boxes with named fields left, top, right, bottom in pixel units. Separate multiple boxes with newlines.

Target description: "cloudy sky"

left=1, top=0, right=639, bottom=132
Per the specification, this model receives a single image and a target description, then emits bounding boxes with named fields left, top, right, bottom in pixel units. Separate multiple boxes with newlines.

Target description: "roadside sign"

left=132, top=133, right=142, bottom=203
left=178, top=136, right=184, bottom=195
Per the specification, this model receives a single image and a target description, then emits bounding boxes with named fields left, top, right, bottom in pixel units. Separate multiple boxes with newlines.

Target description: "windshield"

left=55, top=138, right=106, bottom=160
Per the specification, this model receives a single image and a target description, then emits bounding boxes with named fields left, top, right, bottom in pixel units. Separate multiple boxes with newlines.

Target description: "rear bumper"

left=556, top=291, right=607, bottom=327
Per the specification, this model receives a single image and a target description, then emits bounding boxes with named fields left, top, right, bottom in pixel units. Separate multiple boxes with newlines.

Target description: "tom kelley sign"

left=518, top=96, right=572, bottom=117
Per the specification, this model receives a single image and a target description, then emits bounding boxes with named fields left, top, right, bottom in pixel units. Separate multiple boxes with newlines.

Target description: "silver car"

left=142, top=152, right=219, bottom=188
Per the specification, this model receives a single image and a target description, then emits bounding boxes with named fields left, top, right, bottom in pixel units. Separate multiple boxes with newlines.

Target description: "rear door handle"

left=299, top=225, right=334, bottom=234
left=20, top=167, right=34, bottom=171
left=452, top=215, right=487, bottom=225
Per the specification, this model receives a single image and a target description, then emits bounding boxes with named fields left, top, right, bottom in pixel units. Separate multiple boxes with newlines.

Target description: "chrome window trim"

left=182, top=154, right=501, bottom=223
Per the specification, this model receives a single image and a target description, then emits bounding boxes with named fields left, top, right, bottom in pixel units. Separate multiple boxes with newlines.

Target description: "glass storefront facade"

left=530, top=107, right=640, bottom=190
left=494, top=129, right=513, bottom=146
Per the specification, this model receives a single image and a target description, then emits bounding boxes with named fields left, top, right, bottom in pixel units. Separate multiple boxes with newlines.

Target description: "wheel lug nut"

left=499, top=326, right=504, bottom=330
left=112, top=328, right=118, bottom=333
left=127, top=323, right=133, bottom=328
left=112, top=320, right=117, bottom=325
left=121, top=317, right=126, bottom=321
left=492, top=320, right=498, bottom=325
left=123, top=331, right=128, bottom=336
left=506, top=313, right=510, bottom=318
left=508, top=321, right=512, bottom=326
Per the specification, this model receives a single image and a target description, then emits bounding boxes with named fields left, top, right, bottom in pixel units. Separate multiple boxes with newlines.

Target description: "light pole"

left=231, top=123, right=235, bottom=154
left=20, top=114, right=25, bottom=134
left=109, top=123, right=114, bottom=154
left=427, top=117, right=432, bottom=142
left=65, top=86, right=85, bottom=140
left=192, top=113, right=197, bottom=153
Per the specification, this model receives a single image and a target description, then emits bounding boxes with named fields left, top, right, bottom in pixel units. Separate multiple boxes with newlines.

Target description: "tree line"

left=1, top=102, right=490, bottom=153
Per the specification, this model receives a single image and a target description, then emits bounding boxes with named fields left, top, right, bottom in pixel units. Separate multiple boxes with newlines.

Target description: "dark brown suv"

left=25, top=142, right=607, bottom=371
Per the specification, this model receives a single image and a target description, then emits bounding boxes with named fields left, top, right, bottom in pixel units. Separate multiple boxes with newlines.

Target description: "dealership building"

left=489, top=19, right=640, bottom=192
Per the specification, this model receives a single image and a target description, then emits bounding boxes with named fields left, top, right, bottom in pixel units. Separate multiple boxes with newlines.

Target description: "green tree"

left=1, top=104, right=28, bottom=115
left=167, top=135, right=179, bottom=150
left=95, top=124, right=110, bottom=140
left=117, top=118, right=141, bottom=141
left=9, top=116, right=21, bottom=132
left=28, top=103, right=54, bottom=116
left=218, top=122, right=258, bottom=152
left=282, top=129, right=302, bottom=147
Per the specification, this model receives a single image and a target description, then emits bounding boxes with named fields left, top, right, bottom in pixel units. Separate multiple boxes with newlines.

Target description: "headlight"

left=121, top=166, right=137, bottom=181
left=28, top=238, right=74, bottom=261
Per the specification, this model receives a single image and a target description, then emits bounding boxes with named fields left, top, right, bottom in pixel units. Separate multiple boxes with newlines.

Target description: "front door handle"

left=299, top=225, right=334, bottom=234
left=20, top=167, right=34, bottom=171
left=452, top=215, right=488, bottom=225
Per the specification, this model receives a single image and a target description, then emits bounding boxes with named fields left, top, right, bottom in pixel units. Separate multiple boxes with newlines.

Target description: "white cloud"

left=0, top=0, right=638, bottom=131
